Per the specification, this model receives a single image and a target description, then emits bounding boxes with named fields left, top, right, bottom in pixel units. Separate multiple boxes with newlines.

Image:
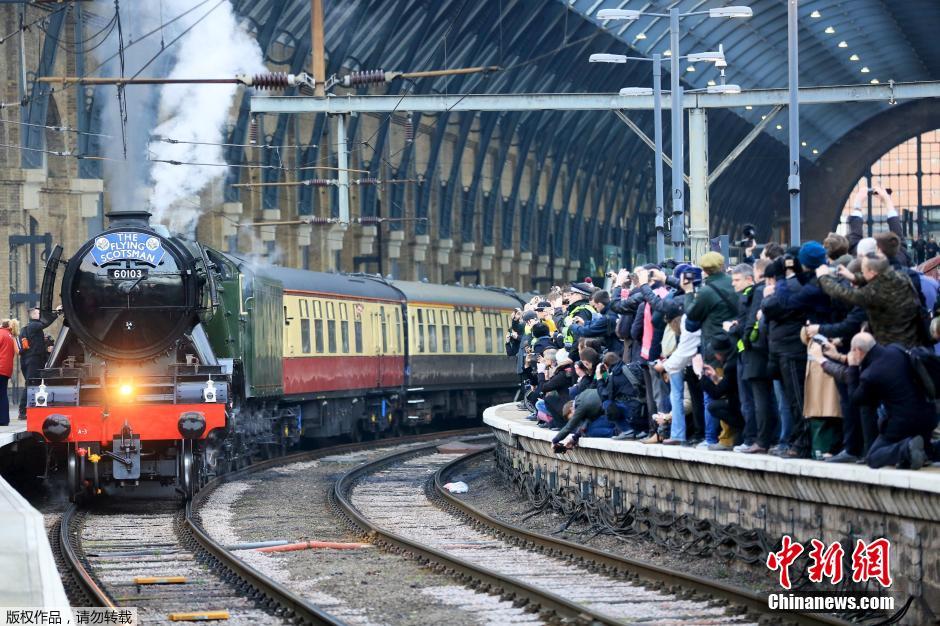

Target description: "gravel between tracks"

left=351, top=451, right=755, bottom=625
left=200, top=443, right=543, bottom=626
left=453, top=452, right=780, bottom=597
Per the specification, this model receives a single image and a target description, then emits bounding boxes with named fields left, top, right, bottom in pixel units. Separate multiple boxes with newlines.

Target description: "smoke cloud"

left=91, top=1, right=265, bottom=235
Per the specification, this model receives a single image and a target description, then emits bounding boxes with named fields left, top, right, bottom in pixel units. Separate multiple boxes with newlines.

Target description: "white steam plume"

left=90, top=1, right=264, bottom=235
left=148, top=0, right=265, bottom=234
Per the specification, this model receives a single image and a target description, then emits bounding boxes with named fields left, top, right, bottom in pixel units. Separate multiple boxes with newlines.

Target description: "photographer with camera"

left=683, top=252, right=738, bottom=448
left=735, top=224, right=759, bottom=264
left=568, top=289, right=621, bottom=355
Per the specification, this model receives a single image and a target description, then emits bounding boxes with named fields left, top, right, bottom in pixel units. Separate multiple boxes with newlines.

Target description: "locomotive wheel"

left=179, top=441, right=197, bottom=500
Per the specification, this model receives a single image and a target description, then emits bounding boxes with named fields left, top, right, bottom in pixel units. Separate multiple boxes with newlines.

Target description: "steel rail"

left=332, top=442, right=617, bottom=626
left=59, top=505, right=116, bottom=608
left=435, top=447, right=851, bottom=626
left=58, top=427, right=486, bottom=623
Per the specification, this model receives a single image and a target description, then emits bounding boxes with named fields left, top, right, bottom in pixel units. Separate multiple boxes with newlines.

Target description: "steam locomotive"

left=26, top=209, right=523, bottom=500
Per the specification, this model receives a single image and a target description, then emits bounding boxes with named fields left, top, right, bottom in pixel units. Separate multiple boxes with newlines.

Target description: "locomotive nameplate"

left=107, top=268, right=149, bottom=280
left=91, top=231, right=166, bottom=266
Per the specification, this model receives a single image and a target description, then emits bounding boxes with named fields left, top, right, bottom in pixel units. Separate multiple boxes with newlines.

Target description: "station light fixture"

left=707, top=84, right=741, bottom=94
left=589, top=53, right=628, bottom=63
left=708, top=7, right=753, bottom=18
left=871, top=78, right=880, bottom=84
left=597, top=9, right=641, bottom=20
left=687, top=49, right=726, bottom=63
left=812, top=149, right=819, bottom=154
left=686, top=65, right=696, bottom=72
left=810, top=10, right=822, bottom=18
left=850, top=54, right=860, bottom=61
left=663, top=49, right=672, bottom=56
left=707, top=80, right=716, bottom=86
left=825, top=26, right=836, bottom=34
left=635, top=32, right=647, bottom=40
left=801, top=141, right=807, bottom=147
left=619, top=87, right=654, bottom=96
left=861, top=66, right=870, bottom=73
left=776, top=124, right=784, bottom=130
left=838, top=41, right=848, bottom=48
left=745, top=105, right=753, bottom=110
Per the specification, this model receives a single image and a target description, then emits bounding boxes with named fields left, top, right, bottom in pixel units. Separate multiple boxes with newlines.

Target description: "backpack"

left=905, top=346, right=940, bottom=400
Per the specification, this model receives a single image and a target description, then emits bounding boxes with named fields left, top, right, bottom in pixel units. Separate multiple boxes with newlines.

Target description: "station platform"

left=0, top=418, right=29, bottom=450
left=0, top=472, right=69, bottom=607
left=484, top=403, right=940, bottom=623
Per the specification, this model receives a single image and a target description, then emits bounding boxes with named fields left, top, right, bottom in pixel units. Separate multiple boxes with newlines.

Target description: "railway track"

left=333, top=443, right=849, bottom=626
left=56, top=428, right=487, bottom=625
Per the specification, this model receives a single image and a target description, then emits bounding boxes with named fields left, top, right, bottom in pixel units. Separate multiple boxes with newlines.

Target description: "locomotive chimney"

left=106, top=186, right=152, bottom=228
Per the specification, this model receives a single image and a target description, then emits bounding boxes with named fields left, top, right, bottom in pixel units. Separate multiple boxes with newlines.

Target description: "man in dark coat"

left=18, top=307, right=55, bottom=419
left=846, top=333, right=938, bottom=469
left=700, top=331, right=744, bottom=451
left=569, top=290, right=620, bottom=354
left=818, top=254, right=924, bottom=349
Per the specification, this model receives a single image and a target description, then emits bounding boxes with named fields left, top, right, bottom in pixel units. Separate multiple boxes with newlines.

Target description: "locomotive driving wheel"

left=178, top=440, right=198, bottom=500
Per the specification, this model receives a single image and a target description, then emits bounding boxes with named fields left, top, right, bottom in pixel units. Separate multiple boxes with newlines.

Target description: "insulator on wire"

left=304, top=217, right=335, bottom=224
left=342, top=69, right=386, bottom=87
left=302, top=179, right=334, bottom=187
left=247, top=72, right=294, bottom=90
left=248, top=117, right=258, bottom=145
left=353, top=178, right=380, bottom=186
left=358, top=216, right=380, bottom=225
left=404, top=113, right=414, bottom=143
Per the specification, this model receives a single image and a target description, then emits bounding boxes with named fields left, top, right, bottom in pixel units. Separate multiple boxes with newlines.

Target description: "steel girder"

left=22, top=5, right=68, bottom=168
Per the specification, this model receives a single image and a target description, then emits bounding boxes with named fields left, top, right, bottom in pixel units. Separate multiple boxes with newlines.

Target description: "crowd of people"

left=0, top=307, right=56, bottom=426
left=508, top=186, right=940, bottom=471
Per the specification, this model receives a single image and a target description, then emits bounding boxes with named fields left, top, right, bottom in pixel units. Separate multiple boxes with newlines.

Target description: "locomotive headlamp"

left=203, top=378, right=217, bottom=403
left=34, top=380, right=49, bottom=407
left=118, top=383, right=134, bottom=397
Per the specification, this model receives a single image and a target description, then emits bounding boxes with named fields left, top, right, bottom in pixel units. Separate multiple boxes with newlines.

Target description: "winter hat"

left=663, top=300, right=684, bottom=323
left=798, top=241, right=827, bottom=270
left=857, top=237, right=877, bottom=256
left=698, top=251, right=725, bottom=273
left=709, top=330, right=735, bottom=355
left=522, top=311, right=538, bottom=323
left=532, top=322, right=550, bottom=338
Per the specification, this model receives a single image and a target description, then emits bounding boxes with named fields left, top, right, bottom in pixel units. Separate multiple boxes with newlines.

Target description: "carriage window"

left=300, top=319, right=310, bottom=353
left=327, top=319, right=337, bottom=353
left=380, top=307, right=388, bottom=353
left=484, top=327, right=493, bottom=353
left=313, top=300, right=321, bottom=318
left=314, top=320, right=324, bottom=352
left=299, top=300, right=308, bottom=317
left=468, top=324, right=477, bottom=352
left=416, top=310, right=425, bottom=353
left=394, top=308, right=402, bottom=353
left=354, top=319, right=363, bottom=353
left=454, top=311, right=464, bottom=353
left=428, top=309, right=438, bottom=352
left=441, top=310, right=451, bottom=352
left=340, top=303, right=350, bottom=352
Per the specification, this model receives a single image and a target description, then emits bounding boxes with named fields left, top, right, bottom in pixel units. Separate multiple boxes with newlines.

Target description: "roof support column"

left=689, top=107, right=710, bottom=262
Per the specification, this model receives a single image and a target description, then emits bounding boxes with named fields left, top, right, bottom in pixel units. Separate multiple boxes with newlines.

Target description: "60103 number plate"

left=107, top=268, right=149, bottom=280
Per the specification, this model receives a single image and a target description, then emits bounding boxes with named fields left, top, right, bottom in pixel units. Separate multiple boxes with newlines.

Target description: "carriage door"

left=372, top=307, right=383, bottom=387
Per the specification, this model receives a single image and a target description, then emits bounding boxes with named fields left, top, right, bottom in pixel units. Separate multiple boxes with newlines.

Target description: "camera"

left=734, top=224, right=757, bottom=248
left=811, top=333, right=829, bottom=346
left=868, top=188, right=893, bottom=196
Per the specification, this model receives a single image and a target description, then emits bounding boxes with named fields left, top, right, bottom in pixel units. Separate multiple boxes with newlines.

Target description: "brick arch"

left=802, top=99, right=940, bottom=240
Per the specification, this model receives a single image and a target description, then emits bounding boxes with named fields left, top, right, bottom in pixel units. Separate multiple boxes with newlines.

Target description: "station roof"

left=233, top=0, right=940, bottom=241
